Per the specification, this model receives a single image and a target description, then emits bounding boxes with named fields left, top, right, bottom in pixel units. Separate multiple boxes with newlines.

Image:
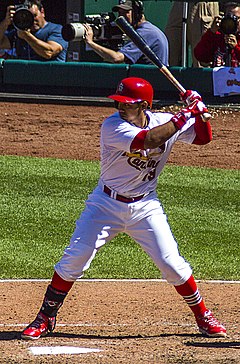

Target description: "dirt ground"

left=0, top=102, right=239, bottom=169
left=0, top=102, right=239, bottom=363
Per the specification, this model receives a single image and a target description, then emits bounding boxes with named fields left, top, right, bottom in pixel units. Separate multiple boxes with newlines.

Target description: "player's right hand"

left=186, top=99, right=209, bottom=117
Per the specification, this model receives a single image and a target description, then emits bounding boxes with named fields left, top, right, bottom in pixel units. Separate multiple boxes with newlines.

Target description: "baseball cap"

left=112, top=0, right=133, bottom=12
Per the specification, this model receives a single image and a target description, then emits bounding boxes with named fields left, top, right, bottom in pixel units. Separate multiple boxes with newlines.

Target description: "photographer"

left=0, top=1, right=68, bottom=62
left=194, top=2, right=240, bottom=67
left=83, top=0, right=169, bottom=65
left=165, top=2, right=219, bottom=67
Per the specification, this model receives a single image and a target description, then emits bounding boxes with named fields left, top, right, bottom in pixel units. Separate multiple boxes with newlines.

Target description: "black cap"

left=112, top=0, right=133, bottom=12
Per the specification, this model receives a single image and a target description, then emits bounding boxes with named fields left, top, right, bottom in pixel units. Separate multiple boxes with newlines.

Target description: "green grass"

left=0, top=155, right=239, bottom=280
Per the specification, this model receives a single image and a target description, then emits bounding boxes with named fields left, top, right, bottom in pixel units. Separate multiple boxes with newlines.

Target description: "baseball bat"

left=116, top=16, right=211, bottom=121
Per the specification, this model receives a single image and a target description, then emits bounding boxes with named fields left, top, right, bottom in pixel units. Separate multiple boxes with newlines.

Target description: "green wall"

left=85, top=0, right=172, bottom=31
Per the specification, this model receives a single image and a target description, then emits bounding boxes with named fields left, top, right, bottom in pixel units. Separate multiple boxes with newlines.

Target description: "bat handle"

left=201, top=112, right=212, bottom=122
left=160, top=66, right=211, bottom=122
left=177, top=87, right=211, bottom=122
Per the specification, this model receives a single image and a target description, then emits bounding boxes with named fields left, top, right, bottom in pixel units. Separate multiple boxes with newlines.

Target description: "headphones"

left=132, top=0, right=144, bottom=24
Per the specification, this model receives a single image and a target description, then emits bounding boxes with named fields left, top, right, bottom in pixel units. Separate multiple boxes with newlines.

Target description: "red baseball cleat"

left=21, top=312, right=56, bottom=340
left=196, top=310, right=227, bottom=337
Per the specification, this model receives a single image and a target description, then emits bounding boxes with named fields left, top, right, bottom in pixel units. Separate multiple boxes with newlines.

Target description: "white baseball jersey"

left=99, top=110, right=196, bottom=196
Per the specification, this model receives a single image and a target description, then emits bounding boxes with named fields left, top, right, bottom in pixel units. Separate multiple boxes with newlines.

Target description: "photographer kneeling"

left=83, top=0, right=169, bottom=65
left=194, top=2, right=240, bottom=67
left=0, top=0, right=68, bottom=62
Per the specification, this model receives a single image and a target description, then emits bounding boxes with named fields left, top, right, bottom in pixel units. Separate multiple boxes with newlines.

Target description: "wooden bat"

left=116, top=16, right=211, bottom=121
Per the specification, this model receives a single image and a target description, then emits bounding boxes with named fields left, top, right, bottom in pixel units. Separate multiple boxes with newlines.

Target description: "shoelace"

left=30, top=314, right=47, bottom=328
left=202, top=313, right=220, bottom=327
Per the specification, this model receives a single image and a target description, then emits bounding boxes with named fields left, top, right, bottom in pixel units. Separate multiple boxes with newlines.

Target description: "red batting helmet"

left=108, top=77, right=153, bottom=107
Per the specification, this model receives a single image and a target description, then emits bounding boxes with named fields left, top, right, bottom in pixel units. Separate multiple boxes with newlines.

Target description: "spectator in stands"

left=0, top=0, right=68, bottom=62
left=194, top=2, right=240, bottom=67
left=165, top=2, right=219, bottom=67
left=83, top=0, right=169, bottom=65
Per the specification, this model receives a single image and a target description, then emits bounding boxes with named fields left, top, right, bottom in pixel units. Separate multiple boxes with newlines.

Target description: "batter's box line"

left=0, top=278, right=240, bottom=284
left=0, top=322, right=195, bottom=329
left=0, top=278, right=240, bottom=283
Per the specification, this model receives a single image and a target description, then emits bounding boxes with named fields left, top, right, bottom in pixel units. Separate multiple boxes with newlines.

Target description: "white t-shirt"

left=99, top=110, right=196, bottom=196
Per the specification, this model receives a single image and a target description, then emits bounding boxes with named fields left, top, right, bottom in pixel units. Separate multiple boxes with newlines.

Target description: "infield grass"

left=0, top=155, right=239, bottom=280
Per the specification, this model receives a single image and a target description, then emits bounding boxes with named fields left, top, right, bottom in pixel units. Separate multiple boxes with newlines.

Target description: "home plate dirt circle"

left=0, top=280, right=239, bottom=363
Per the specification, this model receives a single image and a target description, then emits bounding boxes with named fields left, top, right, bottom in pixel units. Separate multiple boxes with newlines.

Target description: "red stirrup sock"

left=174, top=275, right=207, bottom=317
left=50, top=271, right=74, bottom=293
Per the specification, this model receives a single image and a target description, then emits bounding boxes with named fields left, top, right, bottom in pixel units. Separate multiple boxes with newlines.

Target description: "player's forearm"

left=192, top=115, right=212, bottom=145
left=85, top=40, right=124, bottom=63
left=144, top=121, right=177, bottom=149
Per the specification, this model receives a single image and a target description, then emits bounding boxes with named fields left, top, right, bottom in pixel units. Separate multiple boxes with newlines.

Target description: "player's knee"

left=54, top=243, right=97, bottom=281
left=158, top=255, right=192, bottom=285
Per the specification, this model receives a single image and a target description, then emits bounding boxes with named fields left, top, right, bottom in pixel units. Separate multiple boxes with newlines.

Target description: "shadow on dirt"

left=0, top=330, right=199, bottom=341
left=185, top=340, right=240, bottom=349
left=0, top=331, right=21, bottom=340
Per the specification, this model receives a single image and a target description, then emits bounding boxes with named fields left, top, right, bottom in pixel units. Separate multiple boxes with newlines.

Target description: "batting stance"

left=21, top=77, right=226, bottom=340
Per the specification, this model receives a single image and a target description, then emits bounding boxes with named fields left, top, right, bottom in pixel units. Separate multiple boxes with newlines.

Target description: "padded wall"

left=2, top=60, right=129, bottom=96
left=0, top=60, right=236, bottom=104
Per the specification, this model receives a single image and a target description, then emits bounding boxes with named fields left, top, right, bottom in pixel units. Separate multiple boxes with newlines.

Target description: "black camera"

left=13, top=1, right=34, bottom=30
left=62, top=12, right=124, bottom=51
left=220, top=14, right=238, bottom=35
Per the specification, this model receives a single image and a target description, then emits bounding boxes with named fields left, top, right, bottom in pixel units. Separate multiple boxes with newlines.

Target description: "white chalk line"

left=0, top=278, right=240, bottom=283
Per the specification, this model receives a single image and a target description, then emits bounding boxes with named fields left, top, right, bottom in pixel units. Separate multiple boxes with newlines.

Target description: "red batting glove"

left=171, top=100, right=209, bottom=130
left=188, top=99, right=209, bottom=117
left=180, top=90, right=202, bottom=105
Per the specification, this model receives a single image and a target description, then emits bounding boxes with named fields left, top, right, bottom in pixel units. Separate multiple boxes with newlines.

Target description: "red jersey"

left=194, top=29, right=240, bottom=67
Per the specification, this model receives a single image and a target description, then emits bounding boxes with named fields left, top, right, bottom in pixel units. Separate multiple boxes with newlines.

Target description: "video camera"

left=12, top=1, right=34, bottom=30
left=62, top=12, right=125, bottom=51
left=220, top=13, right=239, bottom=35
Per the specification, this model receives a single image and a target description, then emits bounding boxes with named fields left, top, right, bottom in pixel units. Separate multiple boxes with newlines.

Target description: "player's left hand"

left=171, top=99, right=209, bottom=130
left=180, top=90, right=202, bottom=106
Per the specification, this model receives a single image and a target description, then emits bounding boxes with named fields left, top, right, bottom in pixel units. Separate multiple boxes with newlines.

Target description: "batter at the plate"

left=21, top=77, right=227, bottom=340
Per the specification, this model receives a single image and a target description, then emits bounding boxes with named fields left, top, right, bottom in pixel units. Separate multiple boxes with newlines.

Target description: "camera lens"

left=62, top=23, right=86, bottom=42
left=13, top=8, right=34, bottom=30
left=220, top=15, right=238, bottom=35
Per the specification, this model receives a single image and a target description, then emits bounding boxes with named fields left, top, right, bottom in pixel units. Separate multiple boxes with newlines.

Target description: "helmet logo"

left=118, top=82, right=124, bottom=93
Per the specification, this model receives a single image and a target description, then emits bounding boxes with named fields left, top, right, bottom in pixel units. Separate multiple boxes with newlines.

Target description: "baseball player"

left=21, top=77, right=226, bottom=340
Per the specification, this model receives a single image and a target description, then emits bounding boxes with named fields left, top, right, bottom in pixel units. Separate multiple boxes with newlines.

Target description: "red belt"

left=103, top=185, right=146, bottom=203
